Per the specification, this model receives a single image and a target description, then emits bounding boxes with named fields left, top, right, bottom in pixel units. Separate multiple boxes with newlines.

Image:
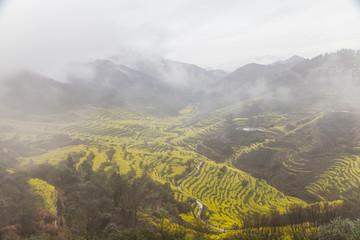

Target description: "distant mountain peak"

left=283, top=55, right=305, bottom=65
left=271, top=55, right=305, bottom=66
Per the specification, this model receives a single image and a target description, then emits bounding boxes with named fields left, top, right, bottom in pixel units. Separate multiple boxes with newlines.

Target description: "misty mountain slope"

left=271, top=50, right=360, bottom=93
left=3, top=49, right=358, bottom=117
left=0, top=71, right=96, bottom=114
left=282, top=55, right=305, bottom=65
left=212, top=55, right=304, bottom=99
left=110, top=55, right=227, bottom=90
left=1, top=58, right=209, bottom=116
left=63, top=57, right=228, bottom=115
left=68, top=59, right=192, bottom=115
left=70, top=59, right=170, bottom=94
left=213, top=50, right=360, bottom=107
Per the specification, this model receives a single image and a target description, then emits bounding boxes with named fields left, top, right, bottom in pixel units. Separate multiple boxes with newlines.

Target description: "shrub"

left=318, top=218, right=360, bottom=240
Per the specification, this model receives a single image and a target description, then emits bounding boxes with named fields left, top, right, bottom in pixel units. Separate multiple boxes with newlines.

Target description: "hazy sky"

left=1, top=0, right=360, bottom=79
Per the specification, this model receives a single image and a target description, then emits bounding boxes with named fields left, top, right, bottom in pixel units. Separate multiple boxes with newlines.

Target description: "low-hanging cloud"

left=0, top=0, right=359, bottom=81
left=0, top=0, right=171, bottom=80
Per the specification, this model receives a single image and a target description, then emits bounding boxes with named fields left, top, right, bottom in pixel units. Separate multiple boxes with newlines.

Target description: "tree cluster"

left=0, top=154, right=192, bottom=239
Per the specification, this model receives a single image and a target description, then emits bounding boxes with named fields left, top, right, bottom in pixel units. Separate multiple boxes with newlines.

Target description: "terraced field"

left=1, top=100, right=353, bottom=229
left=181, top=161, right=303, bottom=228
left=306, top=155, right=360, bottom=201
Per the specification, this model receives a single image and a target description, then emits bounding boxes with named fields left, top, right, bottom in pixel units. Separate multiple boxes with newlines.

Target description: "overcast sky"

left=1, top=0, right=360, bottom=79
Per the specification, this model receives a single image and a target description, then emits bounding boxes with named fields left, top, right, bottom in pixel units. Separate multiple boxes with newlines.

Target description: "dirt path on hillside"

left=178, top=161, right=203, bottom=191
